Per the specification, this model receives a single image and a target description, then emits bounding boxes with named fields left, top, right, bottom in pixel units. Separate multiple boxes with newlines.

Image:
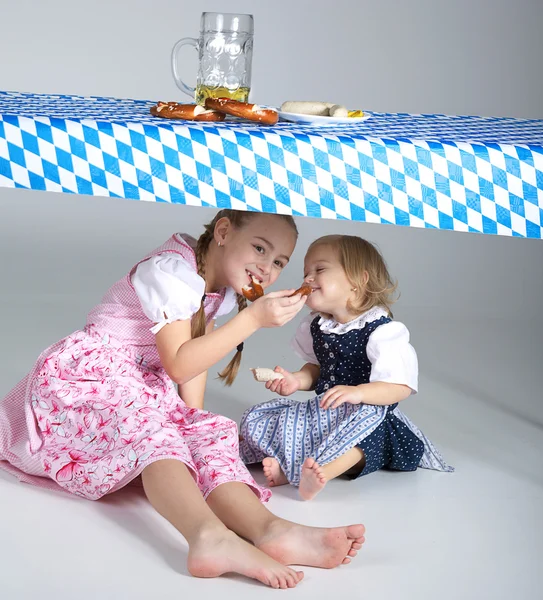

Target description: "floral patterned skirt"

left=0, top=326, right=271, bottom=502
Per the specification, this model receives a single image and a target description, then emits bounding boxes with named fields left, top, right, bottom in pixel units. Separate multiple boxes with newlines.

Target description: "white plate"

left=277, top=110, right=371, bottom=126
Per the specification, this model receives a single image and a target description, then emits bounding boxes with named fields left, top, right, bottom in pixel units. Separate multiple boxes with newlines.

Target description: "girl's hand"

left=246, top=289, right=307, bottom=329
left=320, top=385, right=364, bottom=410
left=265, top=366, right=301, bottom=396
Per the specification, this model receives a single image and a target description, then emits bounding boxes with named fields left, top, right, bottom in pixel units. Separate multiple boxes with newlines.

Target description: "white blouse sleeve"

left=215, top=286, right=237, bottom=318
left=290, top=313, right=320, bottom=365
left=366, top=321, right=419, bottom=393
left=132, top=254, right=205, bottom=334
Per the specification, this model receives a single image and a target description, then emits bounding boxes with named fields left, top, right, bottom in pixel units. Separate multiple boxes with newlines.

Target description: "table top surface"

left=1, top=91, right=542, bottom=147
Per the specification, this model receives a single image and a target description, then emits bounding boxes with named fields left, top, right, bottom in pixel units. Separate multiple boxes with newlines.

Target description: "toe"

left=342, top=557, right=351, bottom=565
left=352, top=542, right=363, bottom=550
left=348, top=549, right=357, bottom=557
left=346, top=525, right=365, bottom=537
left=304, top=457, right=315, bottom=469
left=285, top=573, right=297, bottom=588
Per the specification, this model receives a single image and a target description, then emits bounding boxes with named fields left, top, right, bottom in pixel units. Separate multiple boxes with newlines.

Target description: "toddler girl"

left=241, top=234, right=453, bottom=500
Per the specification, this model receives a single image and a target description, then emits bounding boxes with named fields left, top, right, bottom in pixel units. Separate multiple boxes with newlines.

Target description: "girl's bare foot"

left=263, top=457, right=288, bottom=487
left=299, top=458, right=327, bottom=500
left=188, top=527, right=304, bottom=589
left=255, top=519, right=366, bottom=569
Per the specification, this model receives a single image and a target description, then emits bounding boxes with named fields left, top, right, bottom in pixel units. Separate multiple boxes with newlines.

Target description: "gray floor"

left=1, top=190, right=542, bottom=599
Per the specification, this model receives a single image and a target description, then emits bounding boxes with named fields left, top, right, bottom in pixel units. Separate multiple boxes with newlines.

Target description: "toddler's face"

left=303, top=245, right=354, bottom=316
left=220, top=214, right=297, bottom=295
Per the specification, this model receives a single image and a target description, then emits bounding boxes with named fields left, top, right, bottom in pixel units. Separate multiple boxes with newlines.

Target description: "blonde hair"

left=192, top=209, right=298, bottom=386
left=307, top=234, right=398, bottom=316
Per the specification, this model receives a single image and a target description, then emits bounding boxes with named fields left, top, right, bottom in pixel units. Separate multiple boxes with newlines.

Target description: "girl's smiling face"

left=213, top=214, right=297, bottom=295
left=303, top=244, right=358, bottom=323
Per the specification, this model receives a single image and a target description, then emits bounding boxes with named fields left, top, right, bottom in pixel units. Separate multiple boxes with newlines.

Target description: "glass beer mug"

left=171, top=12, right=254, bottom=105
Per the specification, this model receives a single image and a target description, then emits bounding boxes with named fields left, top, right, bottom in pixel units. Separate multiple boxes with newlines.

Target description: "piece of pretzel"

left=241, top=276, right=264, bottom=302
left=150, top=102, right=226, bottom=121
left=204, top=98, right=279, bottom=125
left=242, top=281, right=312, bottom=302
left=289, top=284, right=313, bottom=298
left=250, top=368, right=285, bottom=382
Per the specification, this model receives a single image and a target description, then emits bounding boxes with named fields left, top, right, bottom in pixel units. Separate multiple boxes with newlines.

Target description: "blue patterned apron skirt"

left=240, top=315, right=453, bottom=486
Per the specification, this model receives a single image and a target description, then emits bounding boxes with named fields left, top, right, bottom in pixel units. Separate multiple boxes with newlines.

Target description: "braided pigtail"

left=191, top=225, right=214, bottom=340
left=217, top=293, right=248, bottom=386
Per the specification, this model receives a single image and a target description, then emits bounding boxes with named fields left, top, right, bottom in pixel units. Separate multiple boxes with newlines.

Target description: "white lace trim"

left=317, top=306, right=389, bottom=334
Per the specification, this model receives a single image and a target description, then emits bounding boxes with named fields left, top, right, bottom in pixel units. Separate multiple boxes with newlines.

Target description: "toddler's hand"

left=320, top=385, right=364, bottom=410
left=265, top=366, right=300, bottom=396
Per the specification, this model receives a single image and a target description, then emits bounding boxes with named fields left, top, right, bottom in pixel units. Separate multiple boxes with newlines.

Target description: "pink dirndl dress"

left=0, top=234, right=271, bottom=502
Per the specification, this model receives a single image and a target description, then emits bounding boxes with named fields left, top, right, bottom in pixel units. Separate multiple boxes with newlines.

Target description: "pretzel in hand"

left=150, top=102, right=226, bottom=121
left=241, top=281, right=312, bottom=303
left=241, top=276, right=264, bottom=302
left=250, top=368, right=284, bottom=382
left=205, top=98, right=279, bottom=125
left=290, top=284, right=313, bottom=298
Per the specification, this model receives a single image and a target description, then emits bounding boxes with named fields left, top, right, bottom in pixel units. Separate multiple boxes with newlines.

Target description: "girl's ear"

left=349, top=270, right=368, bottom=291
left=214, top=217, right=231, bottom=246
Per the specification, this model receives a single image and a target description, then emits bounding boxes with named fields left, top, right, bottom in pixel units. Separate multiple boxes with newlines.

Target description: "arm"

left=177, top=320, right=216, bottom=409
left=156, top=291, right=307, bottom=386
left=355, top=381, right=411, bottom=405
left=359, top=321, right=417, bottom=405
left=157, top=309, right=259, bottom=386
left=293, top=363, right=321, bottom=391
left=268, top=312, right=320, bottom=394
left=320, top=381, right=412, bottom=410
left=265, top=362, right=320, bottom=395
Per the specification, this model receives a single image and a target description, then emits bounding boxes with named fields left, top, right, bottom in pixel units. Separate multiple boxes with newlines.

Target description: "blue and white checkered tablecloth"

left=1, top=91, right=542, bottom=238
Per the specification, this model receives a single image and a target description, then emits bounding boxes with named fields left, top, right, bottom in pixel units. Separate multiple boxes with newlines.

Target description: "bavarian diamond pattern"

left=1, top=91, right=542, bottom=238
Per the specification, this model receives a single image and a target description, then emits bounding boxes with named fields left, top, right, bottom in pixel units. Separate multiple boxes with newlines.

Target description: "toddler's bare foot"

left=188, top=527, right=304, bottom=589
left=256, top=519, right=365, bottom=569
left=299, top=458, right=327, bottom=500
left=263, top=457, right=288, bottom=487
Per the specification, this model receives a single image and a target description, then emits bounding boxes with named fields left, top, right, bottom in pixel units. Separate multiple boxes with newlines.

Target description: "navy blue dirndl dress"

left=240, top=311, right=453, bottom=486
